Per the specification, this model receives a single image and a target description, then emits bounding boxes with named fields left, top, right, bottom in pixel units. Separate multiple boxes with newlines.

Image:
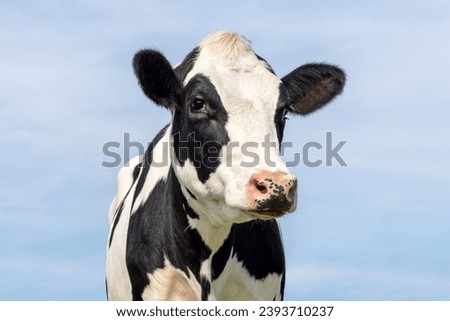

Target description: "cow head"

left=133, top=31, right=345, bottom=226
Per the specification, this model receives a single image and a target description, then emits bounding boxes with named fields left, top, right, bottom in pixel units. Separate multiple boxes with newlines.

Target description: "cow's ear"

left=281, top=63, right=345, bottom=115
left=132, top=49, right=182, bottom=110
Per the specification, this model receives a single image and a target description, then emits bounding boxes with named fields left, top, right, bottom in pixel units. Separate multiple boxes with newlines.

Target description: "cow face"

left=133, top=31, right=345, bottom=226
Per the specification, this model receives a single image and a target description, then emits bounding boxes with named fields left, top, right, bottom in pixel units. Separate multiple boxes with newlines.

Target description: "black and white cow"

left=106, top=31, right=345, bottom=300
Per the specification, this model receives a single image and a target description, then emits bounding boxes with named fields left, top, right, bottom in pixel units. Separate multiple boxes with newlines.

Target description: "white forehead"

left=184, top=31, right=282, bottom=116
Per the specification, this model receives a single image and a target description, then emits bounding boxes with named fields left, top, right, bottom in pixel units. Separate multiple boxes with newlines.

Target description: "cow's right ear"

left=132, top=49, right=182, bottom=110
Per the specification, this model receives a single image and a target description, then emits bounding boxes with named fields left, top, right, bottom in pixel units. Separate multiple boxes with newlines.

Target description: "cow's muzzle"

left=246, top=170, right=297, bottom=218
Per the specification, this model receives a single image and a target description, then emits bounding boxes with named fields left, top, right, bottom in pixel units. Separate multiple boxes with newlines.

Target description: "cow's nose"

left=247, top=171, right=297, bottom=214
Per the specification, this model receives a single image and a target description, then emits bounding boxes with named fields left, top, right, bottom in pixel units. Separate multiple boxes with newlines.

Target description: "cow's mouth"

left=245, top=209, right=287, bottom=219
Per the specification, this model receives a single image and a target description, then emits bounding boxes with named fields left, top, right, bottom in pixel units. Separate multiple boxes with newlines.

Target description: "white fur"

left=131, top=126, right=172, bottom=214
left=142, top=256, right=202, bottom=300
left=187, top=213, right=232, bottom=252
left=108, top=155, right=142, bottom=226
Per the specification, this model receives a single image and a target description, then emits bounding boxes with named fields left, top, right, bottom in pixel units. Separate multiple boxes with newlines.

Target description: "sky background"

left=1, top=0, right=449, bottom=300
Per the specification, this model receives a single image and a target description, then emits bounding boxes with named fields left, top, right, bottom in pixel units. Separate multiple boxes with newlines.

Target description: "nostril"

left=256, top=183, right=268, bottom=194
left=251, top=178, right=268, bottom=194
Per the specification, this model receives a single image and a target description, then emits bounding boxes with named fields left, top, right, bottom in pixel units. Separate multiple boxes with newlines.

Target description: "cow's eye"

left=190, top=99, right=206, bottom=112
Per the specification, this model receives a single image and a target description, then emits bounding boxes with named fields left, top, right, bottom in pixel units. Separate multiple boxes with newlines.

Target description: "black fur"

left=282, top=63, right=346, bottom=115
left=212, top=221, right=285, bottom=280
left=211, top=220, right=286, bottom=299
left=274, top=85, right=290, bottom=143
left=172, top=74, right=230, bottom=183
left=174, top=47, right=200, bottom=83
left=133, top=49, right=182, bottom=110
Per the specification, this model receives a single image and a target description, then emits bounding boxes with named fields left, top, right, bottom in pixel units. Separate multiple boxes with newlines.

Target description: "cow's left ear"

left=281, top=63, right=346, bottom=115
left=132, top=49, right=182, bottom=110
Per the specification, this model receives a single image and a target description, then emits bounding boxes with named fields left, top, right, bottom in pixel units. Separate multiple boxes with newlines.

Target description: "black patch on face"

left=174, top=47, right=199, bottom=83
left=274, top=84, right=290, bottom=143
left=126, top=167, right=212, bottom=300
left=172, top=74, right=230, bottom=183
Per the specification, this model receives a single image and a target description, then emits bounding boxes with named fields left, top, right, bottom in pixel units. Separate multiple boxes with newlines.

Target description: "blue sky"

left=1, top=0, right=449, bottom=300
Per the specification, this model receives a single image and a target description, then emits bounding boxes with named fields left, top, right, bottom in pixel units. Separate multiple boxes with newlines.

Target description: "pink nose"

left=247, top=171, right=297, bottom=214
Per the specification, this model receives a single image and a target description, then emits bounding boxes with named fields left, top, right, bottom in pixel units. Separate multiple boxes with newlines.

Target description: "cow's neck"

left=166, top=167, right=232, bottom=300
left=147, top=124, right=232, bottom=255
left=187, top=206, right=233, bottom=254
left=174, top=182, right=231, bottom=254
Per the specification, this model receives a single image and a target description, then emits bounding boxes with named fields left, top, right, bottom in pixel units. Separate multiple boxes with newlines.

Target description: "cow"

left=106, top=31, right=345, bottom=301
